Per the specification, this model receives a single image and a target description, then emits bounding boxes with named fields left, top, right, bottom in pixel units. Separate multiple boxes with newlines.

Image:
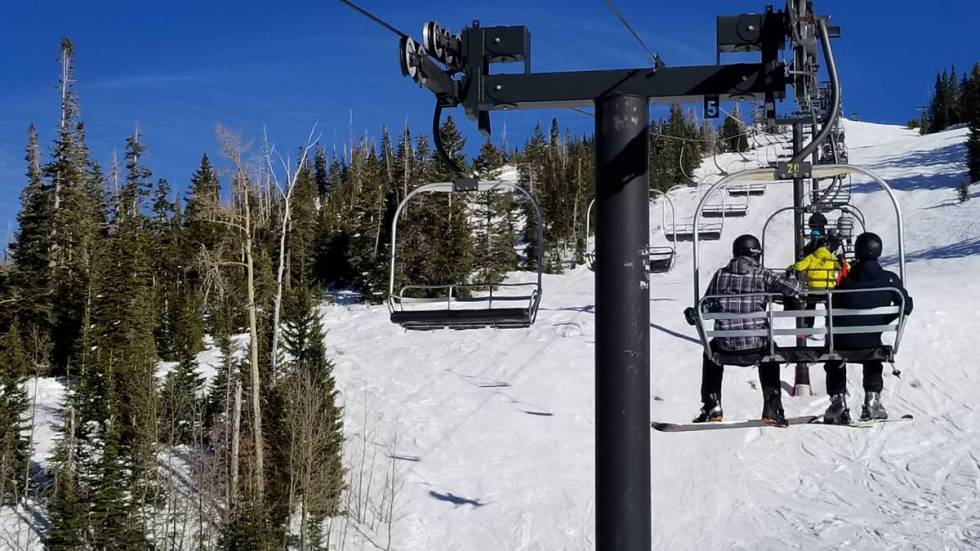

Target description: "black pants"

left=701, top=353, right=781, bottom=402
left=824, top=360, right=883, bottom=395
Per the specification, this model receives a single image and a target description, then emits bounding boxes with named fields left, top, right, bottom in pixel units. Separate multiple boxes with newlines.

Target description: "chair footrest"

left=391, top=308, right=531, bottom=330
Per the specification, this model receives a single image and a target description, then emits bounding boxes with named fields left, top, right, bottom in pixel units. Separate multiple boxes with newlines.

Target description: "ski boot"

left=822, top=393, right=851, bottom=425
left=761, top=388, right=788, bottom=427
left=692, top=393, right=723, bottom=423
left=860, top=391, right=888, bottom=421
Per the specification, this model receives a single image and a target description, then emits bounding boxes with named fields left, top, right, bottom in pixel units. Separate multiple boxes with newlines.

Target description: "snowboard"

left=807, top=413, right=914, bottom=428
left=651, top=413, right=913, bottom=432
left=651, top=415, right=819, bottom=432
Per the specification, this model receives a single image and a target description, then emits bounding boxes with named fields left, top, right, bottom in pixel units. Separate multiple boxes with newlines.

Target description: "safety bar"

left=694, top=287, right=908, bottom=361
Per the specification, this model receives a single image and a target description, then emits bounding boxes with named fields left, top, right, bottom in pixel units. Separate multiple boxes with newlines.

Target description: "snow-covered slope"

left=9, top=120, right=979, bottom=549
left=322, top=119, right=980, bottom=550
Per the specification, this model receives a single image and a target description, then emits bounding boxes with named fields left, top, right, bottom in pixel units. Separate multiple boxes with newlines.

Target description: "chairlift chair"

left=586, top=189, right=678, bottom=272
left=647, top=189, right=678, bottom=273
left=700, top=182, right=749, bottom=218
left=667, top=221, right=723, bottom=241
left=728, top=182, right=767, bottom=197
left=692, top=164, right=908, bottom=366
left=388, top=180, right=544, bottom=330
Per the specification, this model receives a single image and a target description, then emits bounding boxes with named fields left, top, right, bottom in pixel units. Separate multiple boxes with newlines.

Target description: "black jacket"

left=830, top=260, right=913, bottom=350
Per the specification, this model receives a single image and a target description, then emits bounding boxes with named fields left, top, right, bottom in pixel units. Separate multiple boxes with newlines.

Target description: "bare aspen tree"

left=230, top=381, right=242, bottom=509
left=264, top=126, right=319, bottom=379
left=196, top=126, right=265, bottom=500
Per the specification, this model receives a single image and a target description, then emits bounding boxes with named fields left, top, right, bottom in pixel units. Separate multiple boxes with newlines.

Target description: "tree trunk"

left=229, top=380, right=242, bottom=511
left=270, top=200, right=291, bottom=379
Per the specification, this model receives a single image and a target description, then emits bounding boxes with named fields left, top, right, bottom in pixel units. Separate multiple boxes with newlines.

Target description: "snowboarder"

left=787, top=234, right=847, bottom=332
left=822, top=232, right=914, bottom=424
left=788, top=234, right=845, bottom=291
left=802, top=211, right=829, bottom=256
left=684, top=234, right=806, bottom=426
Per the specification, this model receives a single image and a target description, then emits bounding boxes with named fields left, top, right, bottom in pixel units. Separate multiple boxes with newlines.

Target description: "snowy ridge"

left=10, top=120, right=980, bottom=549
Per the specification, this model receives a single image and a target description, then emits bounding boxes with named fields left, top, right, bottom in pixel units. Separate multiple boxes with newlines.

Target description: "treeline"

left=915, top=63, right=980, bottom=184
left=0, top=39, right=344, bottom=549
left=0, top=39, right=728, bottom=548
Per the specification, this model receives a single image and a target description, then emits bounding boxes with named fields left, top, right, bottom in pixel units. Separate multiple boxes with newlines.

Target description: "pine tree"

left=9, top=125, right=54, bottom=363
left=948, top=66, right=962, bottom=126
left=964, top=63, right=980, bottom=184
left=313, top=144, right=330, bottom=200
left=393, top=120, right=475, bottom=296
left=160, top=328, right=204, bottom=446
left=0, top=325, right=30, bottom=506
left=184, top=153, right=223, bottom=254
left=518, top=124, right=548, bottom=270
left=281, top=286, right=344, bottom=543
left=472, top=139, right=517, bottom=282
left=45, top=38, right=107, bottom=375
left=928, top=70, right=948, bottom=133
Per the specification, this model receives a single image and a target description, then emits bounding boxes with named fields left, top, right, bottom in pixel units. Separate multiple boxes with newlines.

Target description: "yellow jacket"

left=788, top=246, right=842, bottom=289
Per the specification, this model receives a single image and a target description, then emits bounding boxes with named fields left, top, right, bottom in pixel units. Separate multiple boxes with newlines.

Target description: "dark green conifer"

left=0, top=325, right=30, bottom=505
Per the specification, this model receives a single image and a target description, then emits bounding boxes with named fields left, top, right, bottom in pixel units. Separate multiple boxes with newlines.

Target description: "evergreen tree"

left=928, top=70, right=949, bottom=133
left=45, top=38, right=107, bottom=376
left=472, top=139, right=517, bottom=282
left=9, top=125, right=54, bottom=363
left=964, top=63, right=980, bottom=184
left=184, top=153, right=223, bottom=254
left=0, top=325, right=30, bottom=506
left=281, top=286, right=344, bottom=524
left=313, top=144, right=330, bottom=199
left=393, top=120, right=475, bottom=296
left=518, top=124, right=548, bottom=270
left=160, top=333, right=204, bottom=446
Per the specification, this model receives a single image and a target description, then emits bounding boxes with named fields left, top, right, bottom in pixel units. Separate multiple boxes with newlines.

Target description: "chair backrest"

left=695, top=287, right=908, bottom=361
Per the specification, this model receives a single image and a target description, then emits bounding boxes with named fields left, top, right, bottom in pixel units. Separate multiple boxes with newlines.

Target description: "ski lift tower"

left=340, top=1, right=838, bottom=548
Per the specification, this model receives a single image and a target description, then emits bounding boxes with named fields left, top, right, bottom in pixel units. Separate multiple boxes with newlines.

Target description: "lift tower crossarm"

left=474, top=63, right=786, bottom=113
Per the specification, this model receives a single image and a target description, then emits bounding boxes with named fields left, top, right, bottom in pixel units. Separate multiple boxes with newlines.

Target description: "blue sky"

left=1, top=1, right=978, bottom=235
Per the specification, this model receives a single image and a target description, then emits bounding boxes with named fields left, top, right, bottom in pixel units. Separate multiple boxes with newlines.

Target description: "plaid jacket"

left=703, top=256, right=806, bottom=352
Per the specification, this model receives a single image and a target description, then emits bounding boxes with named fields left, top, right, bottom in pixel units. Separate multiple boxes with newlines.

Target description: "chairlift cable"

left=601, top=0, right=663, bottom=68
left=338, top=0, right=408, bottom=39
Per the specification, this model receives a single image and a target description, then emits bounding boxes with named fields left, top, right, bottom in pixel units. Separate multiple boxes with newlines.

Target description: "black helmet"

left=854, top=232, right=883, bottom=260
left=732, top=234, right=762, bottom=260
left=808, top=212, right=828, bottom=228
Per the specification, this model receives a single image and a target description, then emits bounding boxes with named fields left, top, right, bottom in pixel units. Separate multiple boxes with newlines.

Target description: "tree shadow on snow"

left=880, top=236, right=980, bottom=264
left=852, top=141, right=967, bottom=193
left=428, top=490, right=486, bottom=508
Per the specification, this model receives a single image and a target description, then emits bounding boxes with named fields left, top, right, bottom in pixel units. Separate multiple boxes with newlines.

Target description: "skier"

left=822, top=232, right=914, bottom=424
left=684, top=234, right=805, bottom=426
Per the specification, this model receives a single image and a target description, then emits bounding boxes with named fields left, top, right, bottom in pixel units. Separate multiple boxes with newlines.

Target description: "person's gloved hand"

left=683, top=307, right=698, bottom=326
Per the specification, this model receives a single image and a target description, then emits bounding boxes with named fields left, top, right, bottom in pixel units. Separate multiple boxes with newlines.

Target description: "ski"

left=652, top=415, right=819, bottom=432
left=807, top=413, right=914, bottom=428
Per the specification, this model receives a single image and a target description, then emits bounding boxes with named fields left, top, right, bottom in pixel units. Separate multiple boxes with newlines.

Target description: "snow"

left=5, top=119, right=979, bottom=549
left=322, top=119, right=980, bottom=549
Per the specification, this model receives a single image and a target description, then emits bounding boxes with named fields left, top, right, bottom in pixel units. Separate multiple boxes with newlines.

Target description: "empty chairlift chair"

left=586, top=190, right=678, bottom=272
left=647, top=189, right=678, bottom=273
left=388, top=181, right=544, bottom=330
left=691, top=164, right=910, bottom=366
left=728, top=180, right=767, bottom=197
left=701, top=183, right=749, bottom=218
